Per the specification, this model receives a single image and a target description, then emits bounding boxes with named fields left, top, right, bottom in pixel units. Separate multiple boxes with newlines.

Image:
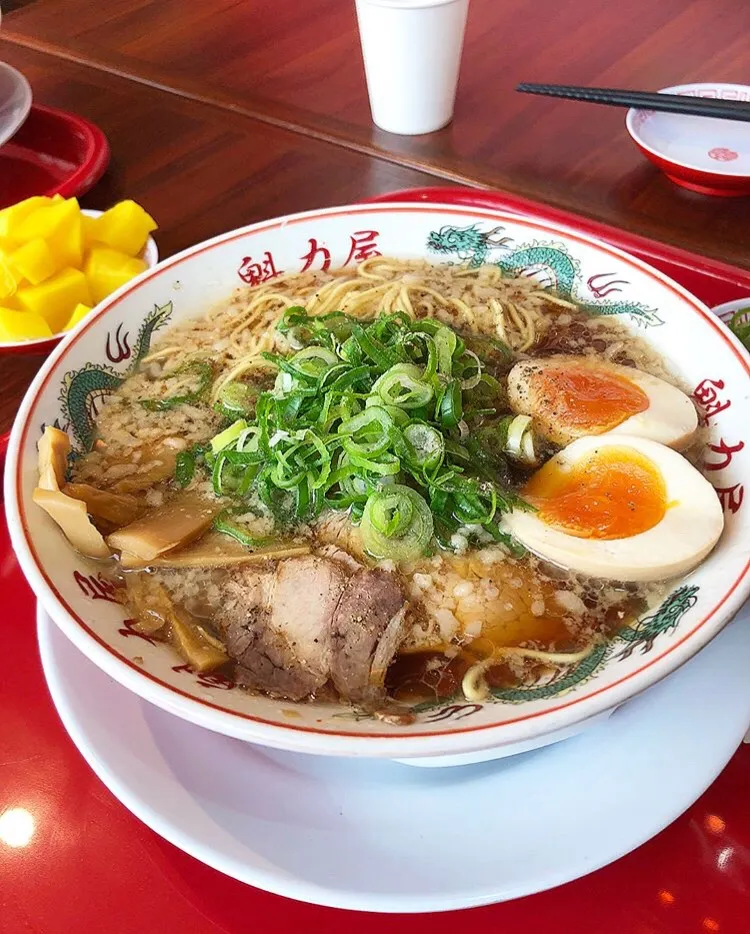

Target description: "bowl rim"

left=0, top=208, right=158, bottom=353
left=625, top=82, right=750, bottom=179
left=0, top=61, right=32, bottom=150
left=5, top=200, right=750, bottom=757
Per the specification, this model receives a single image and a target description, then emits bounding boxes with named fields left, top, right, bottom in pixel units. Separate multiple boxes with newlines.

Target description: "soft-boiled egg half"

left=507, top=355, right=698, bottom=449
left=504, top=435, right=723, bottom=582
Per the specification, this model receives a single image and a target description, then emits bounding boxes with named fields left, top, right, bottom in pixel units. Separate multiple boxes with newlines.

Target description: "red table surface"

left=1, top=506, right=750, bottom=933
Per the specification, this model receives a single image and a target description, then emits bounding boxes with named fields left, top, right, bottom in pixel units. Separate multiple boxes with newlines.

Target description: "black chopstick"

left=516, top=83, right=750, bottom=123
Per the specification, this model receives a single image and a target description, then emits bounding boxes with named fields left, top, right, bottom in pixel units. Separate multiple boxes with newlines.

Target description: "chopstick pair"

left=516, top=82, right=750, bottom=122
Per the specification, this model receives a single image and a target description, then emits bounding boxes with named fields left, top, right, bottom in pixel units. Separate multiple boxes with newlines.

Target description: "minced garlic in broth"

left=388, top=548, right=667, bottom=704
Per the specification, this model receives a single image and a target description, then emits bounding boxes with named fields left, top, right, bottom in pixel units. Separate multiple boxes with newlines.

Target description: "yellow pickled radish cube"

left=16, top=267, right=92, bottom=334
left=90, top=200, right=157, bottom=256
left=63, top=303, right=92, bottom=331
left=15, top=197, right=76, bottom=239
left=84, top=246, right=147, bottom=304
left=8, top=238, right=64, bottom=286
left=81, top=213, right=99, bottom=247
left=0, top=197, right=54, bottom=240
left=48, top=206, right=84, bottom=268
left=0, top=291, right=21, bottom=310
left=0, top=253, right=19, bottom=299
left=0, top=307, right=53, bottom=342
left=15, top=198, right=83, bottom=267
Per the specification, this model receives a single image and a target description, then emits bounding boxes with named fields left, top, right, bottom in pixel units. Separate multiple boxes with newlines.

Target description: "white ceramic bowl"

left=5, top=202, right=750, bottom=761
left=626, top=83, right=750, bottom=196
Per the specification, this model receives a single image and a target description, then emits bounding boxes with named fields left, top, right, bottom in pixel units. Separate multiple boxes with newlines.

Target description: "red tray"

left=0, top=103, right=110, bottom=209
left=3, top=188, right=750, bottom=934
left=367, top=186, right=750, bottom=308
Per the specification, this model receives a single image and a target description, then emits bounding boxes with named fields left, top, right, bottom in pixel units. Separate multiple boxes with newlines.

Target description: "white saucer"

left=0, top=62, right=32, bottom=150
left=38, top=604, right=750, bottom=914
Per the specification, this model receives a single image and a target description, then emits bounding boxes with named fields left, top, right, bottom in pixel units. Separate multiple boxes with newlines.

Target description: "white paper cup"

left=355, top=0, right=469, bottom=136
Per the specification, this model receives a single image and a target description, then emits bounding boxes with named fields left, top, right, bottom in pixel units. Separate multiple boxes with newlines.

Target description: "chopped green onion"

left=504, top=414, right=537, bottom=465
left=364, top=396, right=409, bottom=426
left=291, top=345, right=339, bottom=375
left=140, top=360, right=213, bottom=412
left=347, top=450, right=401, bottom=476
left=360, top=485, right=434, bottom=561
left=339, top=406, right=394, bottom=457
left=350, top=323, right=401, bottom=369
left=404, top=422, right=445, bottom=472
left=189, top=308, right=526, bottom=547
left=215, top=381, right=259, bottom=419
left=459, top=350, right=483, bottom=390
left=174, top=444, right=206, bottom=488
left=373, top=363, right=434, bottom=409
left=214, top=512, right=271, bottom=548
left=437, top=379, right=463, bottom=428
left=434, top=327, right=457, bottom=375
left=210, top=419, right=248, bottom=454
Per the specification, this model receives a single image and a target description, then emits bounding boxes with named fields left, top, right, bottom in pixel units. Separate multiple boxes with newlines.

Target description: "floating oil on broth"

left=389, top=553, right=650, bottom=705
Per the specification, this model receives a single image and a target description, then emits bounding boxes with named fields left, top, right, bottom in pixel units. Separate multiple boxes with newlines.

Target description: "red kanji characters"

left=692, top=378, right=731, bottom=423
left=299, top=231, right=381, bottom=272
left=118, top=618, right=157, bottom=645
left=715, top=484, right=745, bottom=515
left=172, top=663, right=235, bottom=691
left=74, top=570, right=121, bottom=603
left=195, top=670, right=236, bottom=691
left=343, top=230, right=381, bottom=266
left=300, top=239, right=332, bottom=273
left=238, top=251, right=282, bottom=285
left=704, top=438, right=745, bottom=472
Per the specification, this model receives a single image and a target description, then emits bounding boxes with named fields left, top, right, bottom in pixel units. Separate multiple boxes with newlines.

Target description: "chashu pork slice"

left=219, top=555, right=348, bottom=700
left=330, top=568, right=406, bottom=703
left=219, top=553, right=408, bottom=703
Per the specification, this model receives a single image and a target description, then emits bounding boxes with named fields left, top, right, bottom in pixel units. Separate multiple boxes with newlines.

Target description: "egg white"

left=507, top=356, right=698, bottom=449
left=504, top=435, right=724, bottom=582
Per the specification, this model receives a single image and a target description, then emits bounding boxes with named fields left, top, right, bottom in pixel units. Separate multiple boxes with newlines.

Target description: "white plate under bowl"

left=38, top=603, right=750, bottom=913
left=0, top=61, right=32, bottom=150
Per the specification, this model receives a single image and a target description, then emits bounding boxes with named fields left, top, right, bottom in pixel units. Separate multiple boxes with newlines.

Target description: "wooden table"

left=2, top=0, right=750, bottom=267
left=2, top=19, right=750, bottom=934
left=0, top=44, right=440, bottom=439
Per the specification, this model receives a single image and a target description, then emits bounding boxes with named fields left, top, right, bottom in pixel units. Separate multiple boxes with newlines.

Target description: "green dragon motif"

left=489, top=640, right=611, bottom=704
left=129, top=301, right=173, bottom=370
left=426, top=224, right=513, bottom=267
left=59, top=301, right=173, bottom=451
left=409, top=583, right=700, bottom=719
left=427, top=224, right=664, bottom=328
left=616, top=585, right=699, bottom=659
left=61, top=364, right=125, bottom=451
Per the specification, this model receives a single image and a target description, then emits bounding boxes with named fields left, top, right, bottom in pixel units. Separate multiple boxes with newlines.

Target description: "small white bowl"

left=626, top=83, right=750, bottom=196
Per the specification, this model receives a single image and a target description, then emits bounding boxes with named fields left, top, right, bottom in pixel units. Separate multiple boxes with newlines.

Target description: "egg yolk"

left=533, top=365, right=649, bottom=433
left=524, top=446, right=667, bottom=540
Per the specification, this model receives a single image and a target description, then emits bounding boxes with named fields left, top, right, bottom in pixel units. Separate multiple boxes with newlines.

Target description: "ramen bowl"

left=5, top=202, right=750, bottom=762
left=626, top=83, right=750, bottom=196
